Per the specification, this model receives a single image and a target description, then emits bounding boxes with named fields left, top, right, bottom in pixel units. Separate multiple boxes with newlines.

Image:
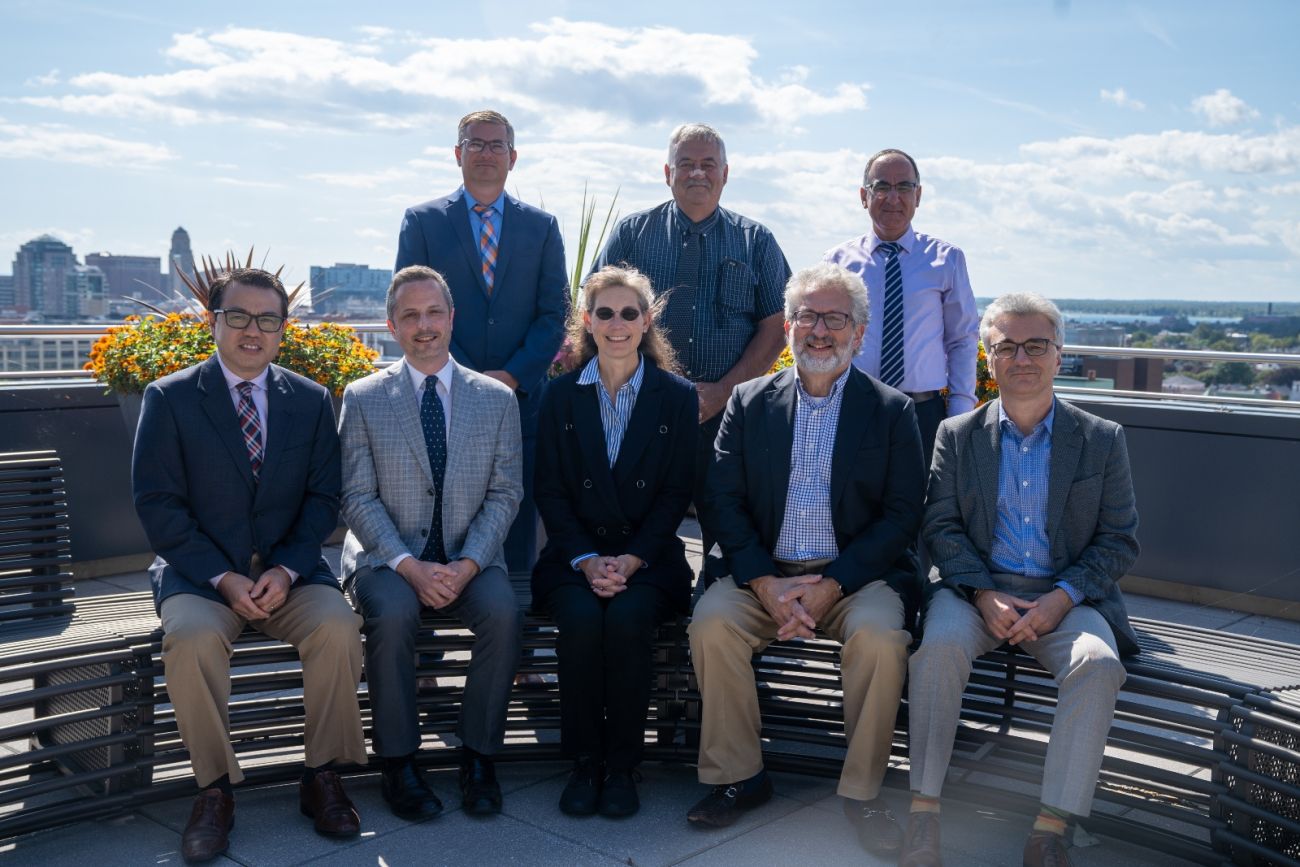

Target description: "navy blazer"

left=701, top=366, right=927, bottom=615
left=532, top=359, right=698, bottom=612
left=395, top=190, right=568, bottom=431
left=132, top=356, right=343, bottom=612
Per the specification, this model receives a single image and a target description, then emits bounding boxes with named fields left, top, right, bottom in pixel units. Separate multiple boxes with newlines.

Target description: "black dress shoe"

left=843, top=796, right=903, bottom=854
left=381, top=761, right=443, bottom=821
left=598, top=768, right=641, bottom=818
left=686, top=772, right=773, bottom=828
left=460, top=754, right=503, bottom=816
left=559, top=756, right=602, bottom=816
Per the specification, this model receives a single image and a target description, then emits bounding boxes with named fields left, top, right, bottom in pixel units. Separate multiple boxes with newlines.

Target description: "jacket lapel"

left=197, top=356, right=257, bottom=494
left=449, top=193, right=489, bottom=296
left=386, top=359, right=433, bottom=484
left=573, top=380, right=627, bottom=521
left=830, top=370, right=872, bottom=510
left=254, top=366, right=296, bottom=496
left=973, top=401, right=1002, bottom=539
left=1046, top=399, right=1083, bottom=547
left=611, top=362, right=663, bottom=485
left=765, top=369, right=797, bottom=535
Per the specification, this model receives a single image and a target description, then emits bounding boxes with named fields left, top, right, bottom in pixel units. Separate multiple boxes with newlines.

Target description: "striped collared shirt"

left=577, top=354, right=645, bottom=467
left=773, top=367, right=850, bottom=562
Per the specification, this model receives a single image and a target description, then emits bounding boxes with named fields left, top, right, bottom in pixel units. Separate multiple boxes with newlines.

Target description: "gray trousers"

left=349, top=564, right=522, bottom=758
left=908, top=580, right=1126, bottom=816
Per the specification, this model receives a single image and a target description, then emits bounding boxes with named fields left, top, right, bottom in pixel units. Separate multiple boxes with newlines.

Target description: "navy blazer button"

left=636, top=479, right=646, bottom=488
left=621, top=526, right=631, bottom=535
left=488, top=318, right=496, bottom=325
left=565, top=423, right=574, bottom=431
left=596, top=527, right=606, bottom=536
left=659, top=425, right=668, bottom=434
left=583, top=479, right=592, bottom=488
left=428, top=488, right=435, bottom=496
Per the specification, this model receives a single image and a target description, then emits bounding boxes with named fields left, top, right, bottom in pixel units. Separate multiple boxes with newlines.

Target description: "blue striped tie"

left=878, top=241, right=905, bottom=389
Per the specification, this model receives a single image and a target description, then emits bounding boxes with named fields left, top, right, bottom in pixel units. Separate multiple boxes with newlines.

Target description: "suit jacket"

left=395, top=189, right=568, bottom=431
left=338, top=358, right=523, bottom=579
left=531, top=359, right=698, bottom=612
left=701, top=365, right=927, bottom=611
left=923, top=397, right=1141, bottom=654
left=132, top=356, right=343, bottom=613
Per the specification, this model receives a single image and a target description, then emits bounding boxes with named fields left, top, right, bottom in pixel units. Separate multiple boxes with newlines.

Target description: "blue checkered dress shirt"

left=990, top=399, right=1083, bottom=602
left=773, top=367, right=850, bottom=562
left=592, top=201, right=789, bottom=383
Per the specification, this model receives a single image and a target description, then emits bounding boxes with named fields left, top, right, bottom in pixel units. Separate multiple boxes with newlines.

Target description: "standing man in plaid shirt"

left=591, top=123, right=790, bottom=567
left=685, top=263, right=926, bottom=858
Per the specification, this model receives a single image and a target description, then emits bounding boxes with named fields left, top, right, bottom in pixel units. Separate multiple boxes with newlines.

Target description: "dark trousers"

left=914, top=394, right=946, bottom=469
left=694, top=413, right=724, bottom=569
left=541, top=582, right=673, bottom=771
left=349, top=564, right=523, bottom=758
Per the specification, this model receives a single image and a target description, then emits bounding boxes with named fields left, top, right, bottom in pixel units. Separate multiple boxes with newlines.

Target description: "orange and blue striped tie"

left=473, top=203, right=498, bottom=293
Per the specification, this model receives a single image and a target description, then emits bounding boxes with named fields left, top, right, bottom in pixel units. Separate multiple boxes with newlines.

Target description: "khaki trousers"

left=688, top=575, right=910, bottom=800
left=160, top=583, right=367, bottom=787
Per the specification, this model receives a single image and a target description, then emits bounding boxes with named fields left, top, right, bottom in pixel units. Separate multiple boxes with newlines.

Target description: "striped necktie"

left=878, top=241, right=905, bottom=389
left=235, top=381, right=263, bottom=481
left=473, top=203, right=498, bottom=294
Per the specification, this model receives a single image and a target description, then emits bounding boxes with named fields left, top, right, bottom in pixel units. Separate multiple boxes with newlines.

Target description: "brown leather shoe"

left=1023, top=830, right=1072, bottom=867
left=842, top=796, right=903, bottom=854
left=181, top=788, right=234, bottom=863
left=299, top=769, right=361, bottom=837
left=900, top=810, right=943, bottom=867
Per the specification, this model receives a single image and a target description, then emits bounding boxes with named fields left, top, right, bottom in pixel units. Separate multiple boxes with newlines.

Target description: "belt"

left=906, top=390, right=942, bottom=404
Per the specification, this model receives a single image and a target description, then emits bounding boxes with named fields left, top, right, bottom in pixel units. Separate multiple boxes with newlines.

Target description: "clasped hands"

left=217, top=566, right=291, bottom=621
left=973, top=587, right=1074, bottom=645
left=750, top=573, right=843, bottom=641
left=398, top=557, right=480, bottom=609
left=579, top=554, right=643, bottom=598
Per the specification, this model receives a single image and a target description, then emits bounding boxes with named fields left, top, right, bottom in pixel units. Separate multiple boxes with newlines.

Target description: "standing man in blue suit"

left=133, top=268, right=367, bottom=863
left=395, top=109, right=568, bottom=578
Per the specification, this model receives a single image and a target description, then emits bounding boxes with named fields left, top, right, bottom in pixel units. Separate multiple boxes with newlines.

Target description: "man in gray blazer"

left=339, top=265, right=523, bottom=821
left=901, top=292, right=1139, bottom=867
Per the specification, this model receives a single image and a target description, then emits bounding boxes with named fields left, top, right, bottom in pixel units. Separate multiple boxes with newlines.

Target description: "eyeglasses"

left=459, top=138, right=512, bottom=155
left=791, top=309, right=852, bottom=331
left=593, top=306, right=643, bottom=322
left=213, top=308, right=285, bottom=332
left=865, top=180, right=918, bottom=198
left=989, top=338, right=1059, bottom=359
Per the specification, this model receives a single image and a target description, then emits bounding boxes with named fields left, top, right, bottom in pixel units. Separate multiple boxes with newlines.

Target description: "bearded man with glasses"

left=824, top=148, right=979, bottom=462
left=901, top=291, right=1140, bottom=867
left=132, top=267, right=367, bottom=861
left=686, top=263, right=925, bottom=858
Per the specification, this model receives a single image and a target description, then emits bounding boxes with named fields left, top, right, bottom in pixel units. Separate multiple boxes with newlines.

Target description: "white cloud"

left=1191, top=88, right=1260, bottom=127
left=1100, top=87, right=1145, bottom=111
left=302, top=167, right=419, bottom=189
left=24, top=69, right=60, bottom=87
left=213, top=177, right=284, bottom=189
left=0, top=122, right=174, bottom=167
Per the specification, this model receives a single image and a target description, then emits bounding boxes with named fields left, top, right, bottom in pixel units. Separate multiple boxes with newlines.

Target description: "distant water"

left=1062, top=312, right=1239, bottom=325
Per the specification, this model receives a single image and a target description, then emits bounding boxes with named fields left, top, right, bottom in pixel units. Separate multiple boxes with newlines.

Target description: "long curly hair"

left=566, top=265, right=681, bottom=375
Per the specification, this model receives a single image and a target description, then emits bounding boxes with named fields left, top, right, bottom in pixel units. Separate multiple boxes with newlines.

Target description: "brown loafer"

left=181, top=788, right=234, bottom=863
left=900, top=810, right=943, bottom=867
left=1023, top=830, right=1071, bottom=867
left=843, top=796, right=903, bottom=854
left=300, top=769, right=361, bottom=837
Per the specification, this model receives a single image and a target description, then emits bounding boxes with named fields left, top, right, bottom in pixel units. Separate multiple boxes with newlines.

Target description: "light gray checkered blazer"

left=338, top=358, right=523, bottom=579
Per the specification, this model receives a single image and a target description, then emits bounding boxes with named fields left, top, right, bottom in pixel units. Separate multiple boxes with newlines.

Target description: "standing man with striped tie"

left=395, top=110, right=568, bottom=581
left=824, top=149, right=980, bottom=462
left=133, top=268, right=367, bottom=861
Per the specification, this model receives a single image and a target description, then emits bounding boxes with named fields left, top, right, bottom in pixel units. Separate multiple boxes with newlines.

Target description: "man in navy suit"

left=133, top=268, right=367, bottom=862
left=395, top=109, right=568, bottom=578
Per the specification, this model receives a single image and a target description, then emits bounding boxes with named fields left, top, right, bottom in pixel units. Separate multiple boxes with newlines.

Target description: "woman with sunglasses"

left=532, top=265, right=698, bottom=818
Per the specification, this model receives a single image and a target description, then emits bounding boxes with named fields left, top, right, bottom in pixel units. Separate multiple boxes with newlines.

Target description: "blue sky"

left=2, top=0, right=1297, bottom=303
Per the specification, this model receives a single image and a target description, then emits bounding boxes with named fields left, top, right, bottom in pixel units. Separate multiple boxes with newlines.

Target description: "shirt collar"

left=671, top=202, right=720, bottom=234
left=578, top=354, right=646, bottom=396
left=406, top=356, right=455, bottom=397
left=998, top=397, right=1056, bottom=438
left=461, top=186, right=506, bottom=216
left=794, top=364, right=851, bottom=403
left=215, top=353, right=270, bottom=392
left=870, top=225, right=917, bottom=256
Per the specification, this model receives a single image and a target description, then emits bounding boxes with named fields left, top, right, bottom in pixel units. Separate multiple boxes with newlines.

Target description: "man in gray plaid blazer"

left=340, top=265, right=524, bottom=822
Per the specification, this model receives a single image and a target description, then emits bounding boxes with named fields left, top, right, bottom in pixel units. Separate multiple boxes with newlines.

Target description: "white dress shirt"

left=387, top=357, right=455, bottom=572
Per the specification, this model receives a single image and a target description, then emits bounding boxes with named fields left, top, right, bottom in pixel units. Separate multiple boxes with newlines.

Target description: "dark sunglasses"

left=593, top=306, right=642, bottom=322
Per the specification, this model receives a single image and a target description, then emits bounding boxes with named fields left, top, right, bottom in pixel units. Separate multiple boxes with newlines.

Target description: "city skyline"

left=2, top=1, right=1298, bottom=302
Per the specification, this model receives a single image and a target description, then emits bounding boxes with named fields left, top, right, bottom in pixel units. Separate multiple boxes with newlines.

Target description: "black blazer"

left=132, top=355, right=343, bottom=612
left=532, top=359, right=698, bottom=611
left=700, top=366, right=926, bottom=613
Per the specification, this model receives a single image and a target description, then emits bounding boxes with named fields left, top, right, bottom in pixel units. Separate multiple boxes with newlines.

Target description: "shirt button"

left=1024, top=517, right=1031, bottom=523
left=1021, top=446, right=1029, bottom=453
left=1022, top=480, right=1029, bottom=487
left=1024, top=550, right=1031, bottom=557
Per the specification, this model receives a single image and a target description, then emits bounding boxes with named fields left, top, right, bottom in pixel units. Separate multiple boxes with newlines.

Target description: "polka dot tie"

left=419, top=376, right=448, bottom=563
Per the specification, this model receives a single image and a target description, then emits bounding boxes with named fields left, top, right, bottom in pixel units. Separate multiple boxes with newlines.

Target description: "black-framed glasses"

left=213, top=308, right=285, bottom=333
left=865, top=180, right=918, bottom=198
left=459, top=138, right=512, bottom=155
left=989, top=338, right=1058, bottom=359
left=791, top=309, right=852, bottom=331
left=593, top=306, right=642, bottom=322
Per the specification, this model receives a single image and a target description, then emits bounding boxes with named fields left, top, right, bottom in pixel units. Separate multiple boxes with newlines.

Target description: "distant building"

left=12, top=235, right=77, bottom=317
left=1065, top=323, right=1127, bottom=348
left=85, top=253, right=165, bottom=311
left=0, top=333, right=99, bottom=373
left=308, top=263, right=391, bottom=317
left=1163, top=374, right=1207, bottom=395
left=1055, top=373, right=1116, bottom=391
left=1076, top=356, right=1164, bottom=393
left=63, top=265, right=107, bottom=318
left=168, top=227, right=195, bottom=300
left=0, top=274, right=13, bottom=311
